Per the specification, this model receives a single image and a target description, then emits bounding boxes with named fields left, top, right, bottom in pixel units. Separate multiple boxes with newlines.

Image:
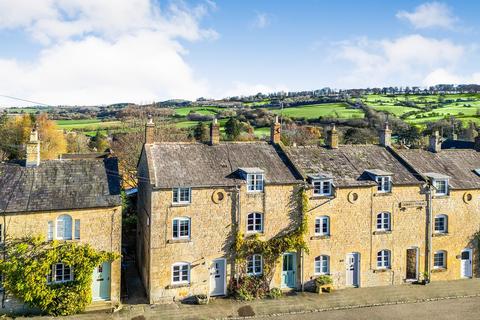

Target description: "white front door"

left=346, top=253, right=360, bottom=287
left=461, top=249, right=473, bottom=278
left=91, top=262, right=111, bottom=301
left=210, top=259, right=226, bottom=296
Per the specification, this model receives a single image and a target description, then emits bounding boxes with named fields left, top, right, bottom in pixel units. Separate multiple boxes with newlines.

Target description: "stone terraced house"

left=137, top=119, right=480, bottom=303
left=136, top=118, right=303, bottom=303
left=0, top=129, right=122, bottom=312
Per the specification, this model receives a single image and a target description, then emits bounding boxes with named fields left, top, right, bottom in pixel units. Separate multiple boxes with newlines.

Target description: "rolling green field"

left=270, top=103, right=364, bottom=119
left=55, top=119, right=122, bottom=130
left=174, top=106, right=220, bottom=116
left=362, top=94, right=480, bottom=125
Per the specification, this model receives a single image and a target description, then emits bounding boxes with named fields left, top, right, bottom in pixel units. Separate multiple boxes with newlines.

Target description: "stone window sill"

left=166, top=283, right=191, bottom=289
left=431, top=268, right=447, bottom=273
left=374, top=192, right=392, bottom=197
left=171, top=203, right=191, bottom=208
left=310, top=195, right=335, bottom=200
left=373, top=230, right=392, bottom=235
left=167, top=239, right=192, bottom=244
left=373, top=268, right=391, bottom=273
left=246, top=192, right=264, bottom=198
left=432, top=232, right=448, bottom=237
left=433, top=195, right=449, bottom=199
left=310, top=235, right=330, bottom=240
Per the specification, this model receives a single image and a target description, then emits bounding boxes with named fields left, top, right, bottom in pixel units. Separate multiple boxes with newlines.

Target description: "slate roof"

left=395, top=149, right=480, bottom=190
left=0, top=158, right=122, bottom=213
left=144, top=142, right=301, bottom=188
left=284, top=144, right=422, bottom=187
left=441, top=139, right=475, bottom=150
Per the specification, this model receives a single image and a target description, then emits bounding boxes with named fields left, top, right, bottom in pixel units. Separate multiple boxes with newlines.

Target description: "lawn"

left=174, top=106, right=220, bottom=116
left=56, top=119, right=122, bottom=130
left=270, top=103, right=364, bottom=119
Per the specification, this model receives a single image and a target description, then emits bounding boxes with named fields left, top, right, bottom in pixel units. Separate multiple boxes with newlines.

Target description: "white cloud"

left=0, top=0, right=216, bottom=106
left=332, top=34, right=467, bottom=88
left=396, top=2, right=457, bottom=29
left=251, top=12, right=271, bottom=29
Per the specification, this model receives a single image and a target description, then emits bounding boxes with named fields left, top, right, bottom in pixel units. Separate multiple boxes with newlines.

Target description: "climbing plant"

left=229, top=186, right=309, bottom=300
left=0, top=236, right=119, bottom=316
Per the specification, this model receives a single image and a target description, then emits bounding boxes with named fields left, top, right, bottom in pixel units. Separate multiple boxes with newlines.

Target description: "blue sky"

left=0, top=0, right=479, bottom=106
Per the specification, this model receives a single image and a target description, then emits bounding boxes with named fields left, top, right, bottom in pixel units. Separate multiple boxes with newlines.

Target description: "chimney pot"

left=379, top=121, right=392, bottom=147
left=429, top=130, right=441, bottom=153
left=145, top=115, right=155, bottom=144
left=270, top=116, right=281, bottom=144
left=326, top=123, right=339, bottom=149
left=26, top=127, right=40, bottom=167
left=210, top=118, right=220, bottom=145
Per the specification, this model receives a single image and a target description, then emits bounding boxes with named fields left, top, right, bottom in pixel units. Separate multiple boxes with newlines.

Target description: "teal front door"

left=281, top=253, right=296, bottom=288
left=91, top=262, right=111, bottom=301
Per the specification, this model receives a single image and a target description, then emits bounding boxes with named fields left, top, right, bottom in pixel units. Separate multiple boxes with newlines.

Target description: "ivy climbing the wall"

left=0, top=236, right=119, bottom=316
left=229, top=186, right=309, bottom=300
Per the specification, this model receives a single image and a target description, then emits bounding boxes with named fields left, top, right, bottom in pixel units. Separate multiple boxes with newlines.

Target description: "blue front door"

left=281, top=253, right=296, bottom=288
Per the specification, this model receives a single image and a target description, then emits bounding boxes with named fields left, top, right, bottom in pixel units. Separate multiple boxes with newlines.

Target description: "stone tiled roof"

left=0, top=158, right=122, bottom=213
left=395, top=148, right=480, bottom=190
left=284, top=144, right=422, bottom=187
left=144, top=142, right=301, bottom=188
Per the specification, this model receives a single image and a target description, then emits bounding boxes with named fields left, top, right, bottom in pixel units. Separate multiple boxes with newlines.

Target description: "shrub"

left=267, top=288, right=282, bottom=299
left=315, top=275, right=333, bottom=286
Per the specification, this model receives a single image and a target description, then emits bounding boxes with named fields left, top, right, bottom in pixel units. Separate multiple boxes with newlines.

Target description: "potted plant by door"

left=195, top=294, right=210, bottom=305
left=417, top=272, right=429, bottom=285
left=315, top=275, right=333, bottom=293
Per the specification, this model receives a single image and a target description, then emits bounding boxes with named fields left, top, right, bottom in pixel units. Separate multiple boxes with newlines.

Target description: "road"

left=278, top=296, right=480, bottom=320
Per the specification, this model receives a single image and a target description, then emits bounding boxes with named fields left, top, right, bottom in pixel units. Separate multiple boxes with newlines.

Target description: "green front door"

left=281, top=253, right=296, bottom=288
left=91, top=262, right=111, bottom=301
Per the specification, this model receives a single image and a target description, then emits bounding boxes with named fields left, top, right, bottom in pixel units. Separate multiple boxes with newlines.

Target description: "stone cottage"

left=136, top=117, right=303, bottom=303
left=284, top=124, right=427, bottom=289
left=395, top=132, right=480, bottom=282
left=0, top=129, right=122, bottom=312
left=137, top=118, right=480, bottom=302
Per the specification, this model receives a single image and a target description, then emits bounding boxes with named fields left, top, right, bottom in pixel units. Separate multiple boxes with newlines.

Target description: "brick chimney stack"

left=145, top=114, right=155, bottom=144
left=210, top=118, right=220, bottom=145
left=270, top=116, right=281, bottom=144
left=326, top=124, right=339, bottom=149
left=26, top=127, right=40, bottom=167
left=429, top=130, right=441, bottom=153
left=379, top=121, right=392, bottom=147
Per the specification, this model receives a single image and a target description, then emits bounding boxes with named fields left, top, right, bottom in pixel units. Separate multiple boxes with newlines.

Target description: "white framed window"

left=377, top=250, right=391, bottom=269
left=173, top=217, right=191, bottom=239
left=434, top=215, right=448, bottom=234
left=433, top=251, right=446, bottom=269
left=313, top=180, right=333, bottom=196
left=74, top=219, right=80, bottom=240
left=434, top=179, right=448, bottom=196
left=314, top=255, right=330, bottom=275
left=314, top=216, right=330, bottom=236
left=376, top=212, right=391, bottom=231
left=47, top=221, right=54, bottom=241
left=247, top=254, right=263, bottom=276
left=56, top=215, right=72, bottom=240
left=247, top=212, right=263, bottom=233
left=247, top=173, right=264, bottom=192
left=172, top=187, right=191, bottom=204
left=172, top=262, right=190, bottom=284
left=47, top=263, right=73, bottom=284
left=376, top=176, right=391, bottom=193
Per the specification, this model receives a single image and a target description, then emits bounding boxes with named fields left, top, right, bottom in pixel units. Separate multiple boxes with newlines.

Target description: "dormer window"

left=425, top=173, right=450, bottom=197
left=173, top=187, right=191, bottom=204
left=247, top=173, right=264, bottom=192
left=434, top=179, right=448, bottom=196
left=376, top=176, right=391, bottom=193
left=313, top=180, right=333, bottom=196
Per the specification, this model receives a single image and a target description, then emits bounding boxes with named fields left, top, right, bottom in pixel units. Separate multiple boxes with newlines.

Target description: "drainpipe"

left=425, top=185, right=433, bottom=283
